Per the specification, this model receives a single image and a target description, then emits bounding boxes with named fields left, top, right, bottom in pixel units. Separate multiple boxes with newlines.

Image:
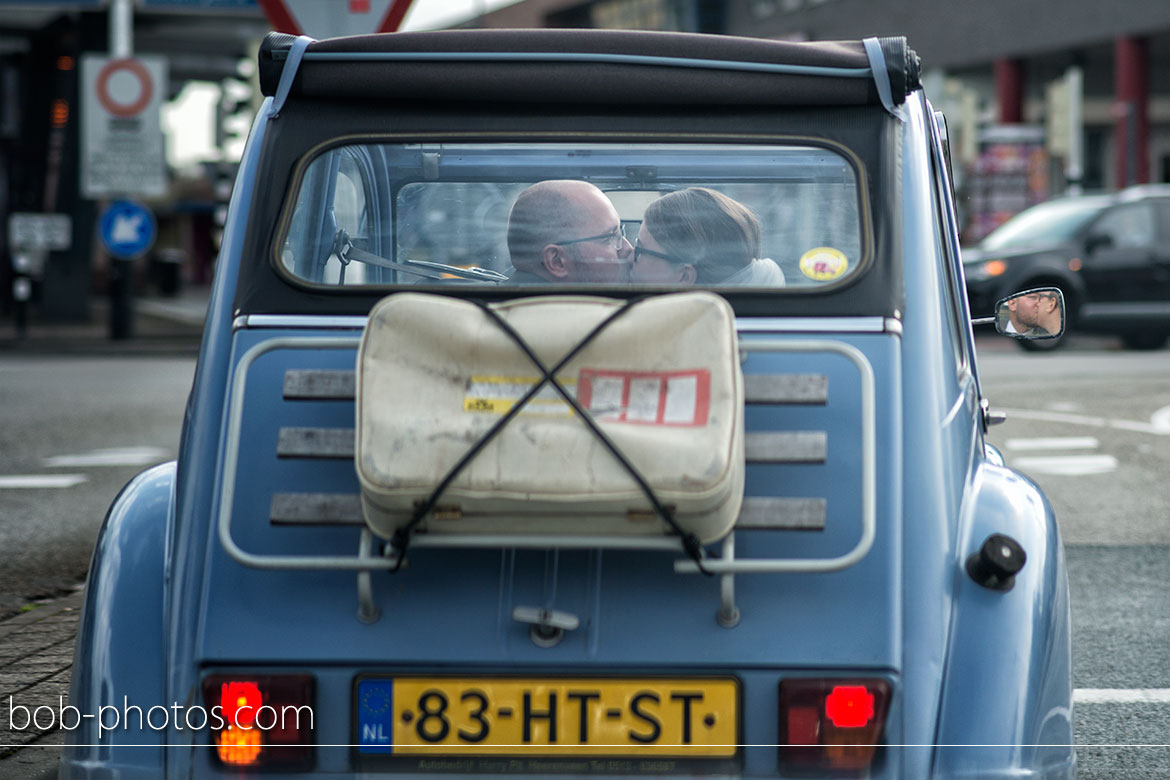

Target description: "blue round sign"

left=99, top=200, right=157, bottom=260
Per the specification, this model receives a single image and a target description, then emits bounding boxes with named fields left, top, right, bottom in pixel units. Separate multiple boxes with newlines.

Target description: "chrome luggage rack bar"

left=218, top=335, right=875, bottom=624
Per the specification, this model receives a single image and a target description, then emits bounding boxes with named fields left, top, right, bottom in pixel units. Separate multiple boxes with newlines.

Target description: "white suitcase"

left=355, top=292, right=744, bottom=544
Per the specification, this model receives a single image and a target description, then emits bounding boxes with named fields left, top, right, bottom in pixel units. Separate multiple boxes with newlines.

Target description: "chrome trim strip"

left=223, top=336, right=874, bottom=575
left=737, top=317, right=891, bottom=333
left=676, top=338, right=877, bottom=575
left=237, top=314, right=369, bottom=331
left=217, top=336, right=394, bottom=570
left=237, top=314, right=898, bottom=334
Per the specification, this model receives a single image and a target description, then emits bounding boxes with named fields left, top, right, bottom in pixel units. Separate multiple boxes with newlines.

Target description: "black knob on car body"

left=966, top=533, right=1026, bottom=591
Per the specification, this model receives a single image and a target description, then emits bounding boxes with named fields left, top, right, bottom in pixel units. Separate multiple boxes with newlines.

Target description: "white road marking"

left=1005, top=437, right=1099, bottom=451
left=1153, top=404, right=1170, bottom=433
left=1075, top=689, right=1170, bottom=704
left=42, top=446, right=169, bottom=468
left=1000, top=408, right=1108, bottom=426
left=0, top=474, right=88, bottom=489
left=1012, top=454, right=1119, bottom=476
left=1000, top=408, right=1170, bottom=436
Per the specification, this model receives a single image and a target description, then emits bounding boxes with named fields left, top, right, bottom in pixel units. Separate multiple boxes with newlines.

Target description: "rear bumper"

left=934, top=753, right=1076, bottom=780
left=57, top=748, right=1077, bottom=780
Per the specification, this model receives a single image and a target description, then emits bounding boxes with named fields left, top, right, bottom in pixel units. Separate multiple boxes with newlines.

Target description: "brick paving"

left=0, top=589, right=85, bottom=778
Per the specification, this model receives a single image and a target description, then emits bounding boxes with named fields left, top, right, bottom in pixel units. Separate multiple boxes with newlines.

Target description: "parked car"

left=62, top=30, right=1075, bottom=780
left=964, top=185, right=1170, bottom=349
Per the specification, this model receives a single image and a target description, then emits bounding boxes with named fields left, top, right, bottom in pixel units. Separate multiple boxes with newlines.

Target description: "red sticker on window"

left=577, top=369, right=710, bottom=426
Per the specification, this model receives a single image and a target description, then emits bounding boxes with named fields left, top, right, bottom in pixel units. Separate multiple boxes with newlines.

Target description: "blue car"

left=63, top=29, right=1074, bottom=779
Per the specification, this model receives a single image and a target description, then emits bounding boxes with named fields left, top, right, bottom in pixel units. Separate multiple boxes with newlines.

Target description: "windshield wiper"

left=333, top=229, right=508, bottom=284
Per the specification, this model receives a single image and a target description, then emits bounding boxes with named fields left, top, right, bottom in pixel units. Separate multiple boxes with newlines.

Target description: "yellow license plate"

left=356, top=677, right=739, bottom=756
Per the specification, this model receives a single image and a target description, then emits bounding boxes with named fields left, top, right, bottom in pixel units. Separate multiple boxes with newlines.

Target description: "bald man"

left=506, top=180, right=633, bottom=283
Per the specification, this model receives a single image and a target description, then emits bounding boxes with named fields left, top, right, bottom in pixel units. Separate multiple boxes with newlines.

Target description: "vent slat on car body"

left=269, top=493, right=827, bottom=532
left=283, top=369, right=355, bottom=400
left=745, top=432, right=827, bottom=463
left=278, top=427, right=828, bottom=464
left=276, top=427, right=354, bottom=459
left=271, top=368, right=832, bottom=532
left=742, top=373, right=828, bottom=404
left=282, top=369, right=828, bottom=405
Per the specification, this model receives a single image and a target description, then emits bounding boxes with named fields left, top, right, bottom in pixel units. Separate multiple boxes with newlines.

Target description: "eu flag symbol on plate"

left=357, top=679, right=395, bottom=754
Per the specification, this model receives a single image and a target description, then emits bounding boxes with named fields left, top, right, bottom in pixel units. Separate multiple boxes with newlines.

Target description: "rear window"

left=278, top=142, right=866, bottom=291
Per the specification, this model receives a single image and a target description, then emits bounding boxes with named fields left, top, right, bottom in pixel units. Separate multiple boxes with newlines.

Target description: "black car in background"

left=963, top=185, right=1170, bottom=349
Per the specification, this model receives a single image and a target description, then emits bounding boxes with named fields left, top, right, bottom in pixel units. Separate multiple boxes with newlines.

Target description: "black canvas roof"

left=258, top=29, right=920, bottom=110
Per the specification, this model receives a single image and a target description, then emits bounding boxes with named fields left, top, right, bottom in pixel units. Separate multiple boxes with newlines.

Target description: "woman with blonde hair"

left=631, top=187, right=785, bottom=286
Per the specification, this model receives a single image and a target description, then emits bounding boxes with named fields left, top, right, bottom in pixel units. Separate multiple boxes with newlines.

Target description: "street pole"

left=107, top=0, right=135, bottom=339
left=1066, top=66, right=1083, bottom=196
left=109, top=0, right=133, bottom=58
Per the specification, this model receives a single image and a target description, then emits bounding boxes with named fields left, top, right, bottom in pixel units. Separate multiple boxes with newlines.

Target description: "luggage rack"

left=217, top=335, right=874, bottom=625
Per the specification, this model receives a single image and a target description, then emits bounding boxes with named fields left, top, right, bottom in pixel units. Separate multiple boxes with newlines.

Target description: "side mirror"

left=995, top=287, right=1065, bottom=340
left=1085, top=233, right=1113, bottom=254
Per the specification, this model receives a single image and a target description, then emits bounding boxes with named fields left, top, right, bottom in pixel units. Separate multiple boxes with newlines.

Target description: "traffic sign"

left=257, top=0, right=415, bottom=37
left=99, top=200, right=157, bottom=260
left=8, top=213, right=72, bottom=251
left=81, top=55, right=168, bottom=199
left=95, top=58, right=154, bottom=117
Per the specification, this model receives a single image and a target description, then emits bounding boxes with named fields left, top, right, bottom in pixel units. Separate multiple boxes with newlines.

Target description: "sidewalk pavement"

left=0, top=588, right=86, bottom=780
left=1, top=287, right=210, bottom=778
left=0, top=285, right=210, bottom=356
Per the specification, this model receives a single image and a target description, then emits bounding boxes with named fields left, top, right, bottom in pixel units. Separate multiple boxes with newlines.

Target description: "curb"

left=0, top=289, right=208, bottom=356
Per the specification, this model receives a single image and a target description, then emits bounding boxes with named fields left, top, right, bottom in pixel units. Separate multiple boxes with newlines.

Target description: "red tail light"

left=778, top=678, right=891, bottom=773
left=201, top=674, right=315, bottom=769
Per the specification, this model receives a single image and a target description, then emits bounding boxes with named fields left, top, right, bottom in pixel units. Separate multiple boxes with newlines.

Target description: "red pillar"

left=994, top=58, right=1024, bottom=124
left=1114, top=36, right=1149, bottom=186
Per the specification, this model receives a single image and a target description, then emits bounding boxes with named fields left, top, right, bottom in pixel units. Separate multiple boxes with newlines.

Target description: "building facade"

left=473, top=0, right=1170, bottom=240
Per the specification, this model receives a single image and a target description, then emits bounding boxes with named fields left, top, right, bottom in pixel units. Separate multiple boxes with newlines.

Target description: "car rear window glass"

left=277, top=142, right=865, bottom=291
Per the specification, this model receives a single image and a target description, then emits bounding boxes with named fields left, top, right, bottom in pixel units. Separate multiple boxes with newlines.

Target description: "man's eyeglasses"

left=632, top=240, right=688, bottom=266
left=553, top=226, right=627, bottom=251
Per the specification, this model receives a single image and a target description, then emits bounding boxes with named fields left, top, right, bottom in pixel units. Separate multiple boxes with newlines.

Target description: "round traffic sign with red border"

left=96, top=58, right=154, bottom=118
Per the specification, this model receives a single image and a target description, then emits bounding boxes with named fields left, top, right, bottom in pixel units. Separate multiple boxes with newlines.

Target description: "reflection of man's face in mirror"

left=1036, top=292, right=1061, bottom=332
left=1008, top=293, right=1043, bottom=331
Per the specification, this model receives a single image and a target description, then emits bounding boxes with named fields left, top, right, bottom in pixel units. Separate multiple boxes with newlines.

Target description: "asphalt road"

left=0, top=355, right=194, bottom=617
left=976, top=332, right=1170, bottom=777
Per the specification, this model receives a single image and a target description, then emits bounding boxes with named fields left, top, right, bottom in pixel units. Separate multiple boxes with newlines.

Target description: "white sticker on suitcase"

left=579, top=369, right=710, bottom=426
